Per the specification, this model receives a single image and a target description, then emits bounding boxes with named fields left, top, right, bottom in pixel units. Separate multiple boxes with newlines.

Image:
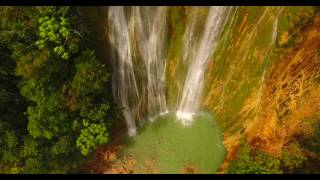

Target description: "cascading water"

left=108, top=7, right=139, bottom=136
left=176, top=7, right=230, bottom=125
left=108, top=6, right=230, bottom=135
left=132, top=7, right=169, bottom=120
left=107, top=7, right=168, bottom=136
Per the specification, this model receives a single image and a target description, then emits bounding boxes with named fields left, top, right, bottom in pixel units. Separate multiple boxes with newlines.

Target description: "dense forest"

left=0, top=6, right=122, bottom=173
left=1, top=6, right=320, bottom=174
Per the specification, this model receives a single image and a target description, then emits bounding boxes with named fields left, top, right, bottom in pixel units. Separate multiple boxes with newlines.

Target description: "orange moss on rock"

left=220, top=15, right=320, bottom=171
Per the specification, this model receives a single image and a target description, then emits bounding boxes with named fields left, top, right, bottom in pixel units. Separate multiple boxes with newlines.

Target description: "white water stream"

left=108, top=6, right=231, bottom=135
left=176, top=7, right=230, bottom=125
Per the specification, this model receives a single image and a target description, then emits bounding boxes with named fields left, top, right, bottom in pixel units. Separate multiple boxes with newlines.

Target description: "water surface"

left=121, top=112, right=226, bottom=173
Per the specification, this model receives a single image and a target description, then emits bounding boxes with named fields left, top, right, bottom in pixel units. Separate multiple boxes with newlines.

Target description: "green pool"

left=118, top=111, right=227, bottom=174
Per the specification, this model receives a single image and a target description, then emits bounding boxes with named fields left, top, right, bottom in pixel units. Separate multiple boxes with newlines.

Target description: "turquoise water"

left=120, top=112, right=227, bottom=174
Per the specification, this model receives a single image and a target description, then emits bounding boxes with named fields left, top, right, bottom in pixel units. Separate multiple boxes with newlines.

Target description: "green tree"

left=0, top=6, right=117, bottom=173
left=76, top=122, right=108, bottom=156
left=282, top=141, right=307, bottom=172
left=227, top=139, right=283, bottom=174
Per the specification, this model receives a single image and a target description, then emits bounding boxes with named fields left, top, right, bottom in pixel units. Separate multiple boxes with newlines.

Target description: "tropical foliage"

left=227, top=138, right=307, bottom=174
left=0, top=6, right=116, bottom=173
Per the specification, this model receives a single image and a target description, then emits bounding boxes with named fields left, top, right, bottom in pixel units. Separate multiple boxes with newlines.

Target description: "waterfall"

left=107, top=6, right=231, bottom=135
left=132, top=7, right=168, bottom=121
left=176, top=7, right=230, bottom=125
left=107, top=7, right=168, bottom=136
left=108, top=7, right=140, bottom=136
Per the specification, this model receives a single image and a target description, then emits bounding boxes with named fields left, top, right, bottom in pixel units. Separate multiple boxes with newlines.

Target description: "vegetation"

left=227, top=138, right=307, bottom=174
left=227, top=139, right=283, bottom=174
left=295, top=115, right=320, bottom=173
left=0, top=6, right=117, bottom=173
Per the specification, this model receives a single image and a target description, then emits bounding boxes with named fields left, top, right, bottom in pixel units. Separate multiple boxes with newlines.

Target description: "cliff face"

left=245, top=15, right=320, bottom=153
left=199, top=7, right=320, bottom=170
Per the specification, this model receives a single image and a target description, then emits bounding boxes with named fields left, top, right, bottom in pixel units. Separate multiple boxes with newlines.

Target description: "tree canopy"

left=0, top=6, right=117, bottom=173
